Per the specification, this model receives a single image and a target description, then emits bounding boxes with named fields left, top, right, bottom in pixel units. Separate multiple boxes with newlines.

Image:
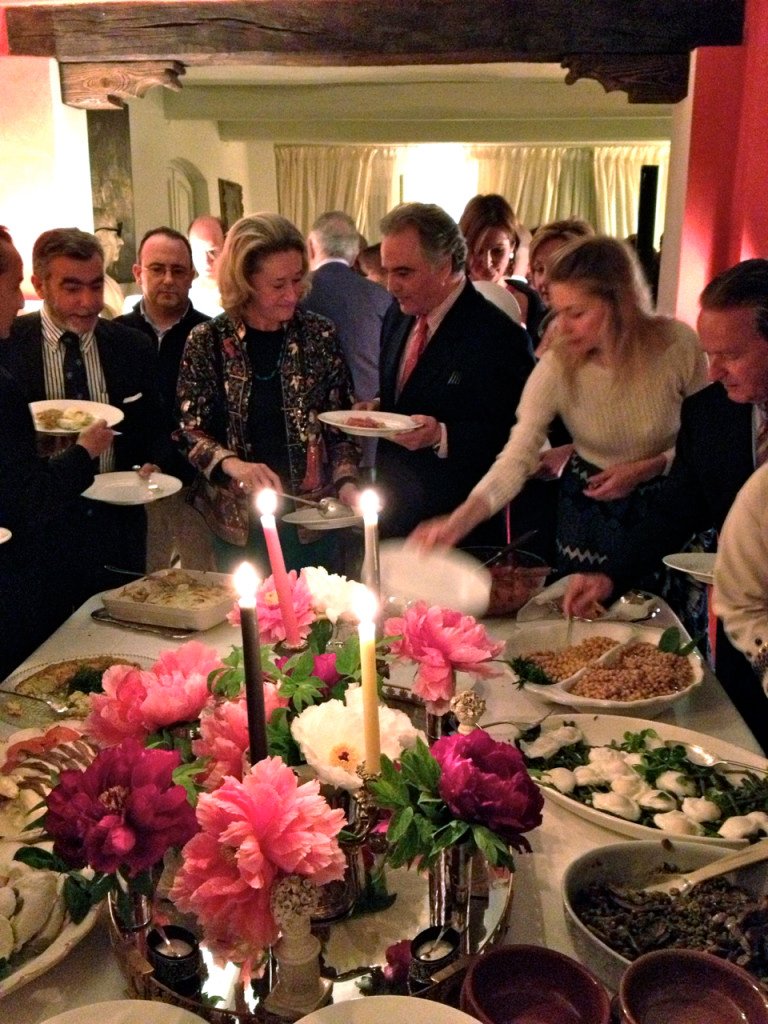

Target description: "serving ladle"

left=643, top=840, right=768, bottom=895
left=276, top=491, right=349, bottom=518
left=664, top=739, right=768, bottom=776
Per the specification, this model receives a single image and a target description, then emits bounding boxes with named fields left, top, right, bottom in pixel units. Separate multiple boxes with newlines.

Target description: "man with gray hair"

left=303, top=211, right=392, bottom=473
left=366, top=202, right=534, bottom=540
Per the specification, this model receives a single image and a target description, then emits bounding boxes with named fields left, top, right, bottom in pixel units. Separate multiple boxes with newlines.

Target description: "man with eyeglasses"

left=116, top=226, right=214, bottom=570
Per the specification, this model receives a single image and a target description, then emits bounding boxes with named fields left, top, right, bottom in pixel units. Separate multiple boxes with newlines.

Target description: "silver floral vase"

left=428, top=841, right=473, bottom=950
left=108, top=887, right=152, bottom=933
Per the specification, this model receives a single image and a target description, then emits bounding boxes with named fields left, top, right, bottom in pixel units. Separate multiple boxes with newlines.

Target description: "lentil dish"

left=521, top=635, right=619, bottom=682
left=569, top=641, right=694, bottom=701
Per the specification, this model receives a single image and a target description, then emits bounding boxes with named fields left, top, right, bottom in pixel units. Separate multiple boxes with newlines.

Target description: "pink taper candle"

left=233, top=562, right=268, bottom=763
left=256, top=488, right=302, bottom=648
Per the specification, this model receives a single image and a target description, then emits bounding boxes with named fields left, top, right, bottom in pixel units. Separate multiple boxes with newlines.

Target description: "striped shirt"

left=40, top=307, right=115, bottom=472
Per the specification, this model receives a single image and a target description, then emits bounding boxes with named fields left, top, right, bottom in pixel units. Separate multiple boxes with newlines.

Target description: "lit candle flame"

left=354, top=586, right=378, bottom=624
left=256, top=488, right=278, bottom=517
left=233, top=561, right=259, bottom=607
left=359, top=487, right=380, bottom=524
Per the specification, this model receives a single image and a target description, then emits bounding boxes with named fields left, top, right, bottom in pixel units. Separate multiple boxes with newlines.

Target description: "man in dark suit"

left=116, top=226, right=213, bottom=570
left=302, top=210, right=392, bottom=473
left=365, top=202, right=534, bottom=541
left=0, top=227, right=114, bottom=674
left=564, top=258, right=768, bottom=751
left=2, top=227, right=170, bottom=623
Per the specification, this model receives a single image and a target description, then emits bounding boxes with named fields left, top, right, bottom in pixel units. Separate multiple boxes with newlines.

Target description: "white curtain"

left=276, top=142, right=670, bottom=245
left=275, top=144, right=398, bottom=239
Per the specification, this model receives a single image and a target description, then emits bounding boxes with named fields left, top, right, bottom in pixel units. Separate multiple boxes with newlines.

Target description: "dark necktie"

left=61, top=331, right=91, bottom=400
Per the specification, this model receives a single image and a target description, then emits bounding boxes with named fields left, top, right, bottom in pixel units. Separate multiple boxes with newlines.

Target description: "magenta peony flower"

left=227, top=571, right=316, bottom=644
left=383, top=938, right=412, bottom=986
left=45, top=738, right=198, bottom=876
left=276, top=650, right=341, bottom=698
left=170, top=756, right=346, bottom=970
left=193, top=684, right=288, bottom=789
left=87, top=642, right=224, bottom=745
left=385, top=603, right=504, bottom=714
left=431, top=730, right=543, bottom=851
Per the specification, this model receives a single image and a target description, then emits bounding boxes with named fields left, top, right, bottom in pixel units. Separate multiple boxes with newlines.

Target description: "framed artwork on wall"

left=218, top=178, right=244, bottom=231
left=87, top=107, right=136, bottom=282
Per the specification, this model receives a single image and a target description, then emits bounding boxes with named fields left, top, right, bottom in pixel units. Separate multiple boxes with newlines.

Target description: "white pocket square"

left=122, top=392, right=143, bottom=404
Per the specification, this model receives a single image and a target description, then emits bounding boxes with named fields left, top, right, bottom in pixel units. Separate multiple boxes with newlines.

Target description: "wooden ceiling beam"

left=4, top=0, right=745, bottom=108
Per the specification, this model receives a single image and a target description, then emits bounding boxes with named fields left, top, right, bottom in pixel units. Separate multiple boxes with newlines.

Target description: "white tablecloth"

left=2, top=596, right=760, bottom=1024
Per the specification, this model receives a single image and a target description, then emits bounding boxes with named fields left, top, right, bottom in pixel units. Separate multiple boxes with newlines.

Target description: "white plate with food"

left=518, top=714, right=768, bottom=846
left=101, top=568, right=234, bottom=631
left=318, top=410, right=418, bottom=437
left=81, top=471, right=182, bottom=505
left=39, top=1000, right=208, bottom=1024
left=0, top=839, right=100, bottom=998
left=380, top=540, right=491, bottom=616
left=0, top=724, right=102, bottom=839
left=296, top=995, right=478, bottom=1024
left=505, top=620, right=703, bottom=717
left=282, top=507, right=362, bottom=531
left=0, top=528, right=11, bottom=545
left=662, top=552, right=716, bottom=585
left=30, top=399, right=124, bottom=434
left=1, top=653, right=153, bottom=724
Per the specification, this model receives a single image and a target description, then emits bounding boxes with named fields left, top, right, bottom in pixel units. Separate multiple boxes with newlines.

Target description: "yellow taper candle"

left=356, top=587, right=381, bottom=774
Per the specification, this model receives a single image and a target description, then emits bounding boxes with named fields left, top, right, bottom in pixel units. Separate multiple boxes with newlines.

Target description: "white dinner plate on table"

left=521, top=714, right=768, bottom=847
left=296, top=995, right=478, bottom=1024
left=380, top=540, right=491, bottom=616
left=30, top=399, right=124, bottom=433
left=82, top=471, right=182, bottom=505
left=38, top=1001, right=208, bottom=1024
left=283, top=507, right=362, bottom=530
left=0, top=527, right=11, bottom=545
left=662, top=551, right=716, bottom=585
left=318, top=410, right=417, bottom=437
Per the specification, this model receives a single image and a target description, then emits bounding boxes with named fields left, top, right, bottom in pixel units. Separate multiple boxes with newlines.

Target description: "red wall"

left=677, top=0, right=768, bottom=322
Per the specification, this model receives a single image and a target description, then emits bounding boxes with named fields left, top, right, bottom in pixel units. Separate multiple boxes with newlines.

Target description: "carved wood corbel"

left=561, top=54, right=690, bottom=104
left=59, top=60, right=185, bottom=110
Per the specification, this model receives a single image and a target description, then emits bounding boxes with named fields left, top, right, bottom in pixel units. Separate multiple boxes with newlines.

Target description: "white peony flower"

left=290, top=684, right=424, bottom=791
left=300, top=566, right=368, bottom=624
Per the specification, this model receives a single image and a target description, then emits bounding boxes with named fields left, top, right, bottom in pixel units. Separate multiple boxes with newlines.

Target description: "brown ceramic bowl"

left=459, top=943, right=611, bottom=1024
left=617, top=948, right=768, bottom=1024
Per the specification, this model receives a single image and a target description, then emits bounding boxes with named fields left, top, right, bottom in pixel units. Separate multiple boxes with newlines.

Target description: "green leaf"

left=334, top=635, right=361, bottom=677
left=388, top=805, right=415, bottom=844
left=62, top=873, right=106, bottom=924
left=658, top=626, right=682, bottom=653
left=14, top=846, right=66, bottom=872
left=308, top=618, right=334, bottom=653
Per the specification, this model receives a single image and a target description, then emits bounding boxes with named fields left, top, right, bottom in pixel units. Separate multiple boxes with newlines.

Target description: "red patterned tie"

left=397, top=315, right=429, bottom=396
left=757, top=404, right=768, bottom=468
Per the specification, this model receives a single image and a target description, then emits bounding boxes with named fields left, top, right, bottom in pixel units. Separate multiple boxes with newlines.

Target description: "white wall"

left=127, top=91, right=275, bottom=238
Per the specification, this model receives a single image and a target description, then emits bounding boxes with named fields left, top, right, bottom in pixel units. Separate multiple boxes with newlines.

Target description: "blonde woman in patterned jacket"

left=177, top=213, right=360, bottom=573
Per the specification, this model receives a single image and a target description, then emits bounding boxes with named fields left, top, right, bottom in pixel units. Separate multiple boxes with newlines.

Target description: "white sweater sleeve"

left=714, top=464, right=768, bottom=694
left=469, top=352, right=562, bottom=516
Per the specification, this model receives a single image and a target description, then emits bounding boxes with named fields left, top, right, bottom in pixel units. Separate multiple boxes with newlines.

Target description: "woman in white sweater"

left=714, top=462, right=768, bottom=694
left=412, top=235, right=708, bottom=574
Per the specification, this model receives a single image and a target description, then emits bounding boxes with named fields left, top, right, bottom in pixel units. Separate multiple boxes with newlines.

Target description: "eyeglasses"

left=141, top=263, right=191, bottom=280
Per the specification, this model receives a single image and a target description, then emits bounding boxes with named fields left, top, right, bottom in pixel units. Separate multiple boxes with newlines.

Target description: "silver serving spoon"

left=276, top=491, right=349, bottom=518
left=643, top=841, right=768, bottom=896
left=0, top=689, right=72, bottom=727
left=664, top=739, right=768, bottom=775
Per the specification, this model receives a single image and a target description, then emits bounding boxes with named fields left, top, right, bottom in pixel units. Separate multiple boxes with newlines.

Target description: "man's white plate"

left=0, top=840, right=100, bottom=999
left=380, top=540, right=491, bottom=616
left=506, top=620, right=704, bottom=717
left=0, top=528, right=11, bottom=545
left=283, top=507, right=362, bottom=531
left=318, top=410, right=417, bottom=437
left=296, top=995, right=478, bottom=1024
left=522, top=714, right=768, bottom=846
left=81, top=472, right=182, bottom=505
left=662, top=552, right=716, bottom=585
left=30, top=399, right=124, bottom=434
left=39, top=1001, right=207, bottom=1024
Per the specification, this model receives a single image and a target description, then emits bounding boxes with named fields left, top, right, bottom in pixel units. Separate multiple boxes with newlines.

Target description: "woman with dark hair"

left=459, top=194, right=545, bottom=337
left=412, top=235, right=708, bottom=575
left=177, top=213, right=360, bottom=572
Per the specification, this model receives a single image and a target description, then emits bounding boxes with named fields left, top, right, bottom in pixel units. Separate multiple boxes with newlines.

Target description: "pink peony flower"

left=431, top=730, right=543, bottom=851
left=193, top=684, right=288, bottom=789
left=170, top=756, right=346, bottom=970
left=385, top=603, right=503, bottom=714
left=276, top=650, right=341, bottom=699
left=87, top=642, right=223, bottom=745
left=46, top=738, right=198, bottom=876
left=227, top=571, right=316, bottom=644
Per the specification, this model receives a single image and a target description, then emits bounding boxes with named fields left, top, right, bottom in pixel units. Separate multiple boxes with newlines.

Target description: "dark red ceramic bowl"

left=459, top=943, right=611, bottom=1024
left=617, top=949, right=768, bottom=1024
